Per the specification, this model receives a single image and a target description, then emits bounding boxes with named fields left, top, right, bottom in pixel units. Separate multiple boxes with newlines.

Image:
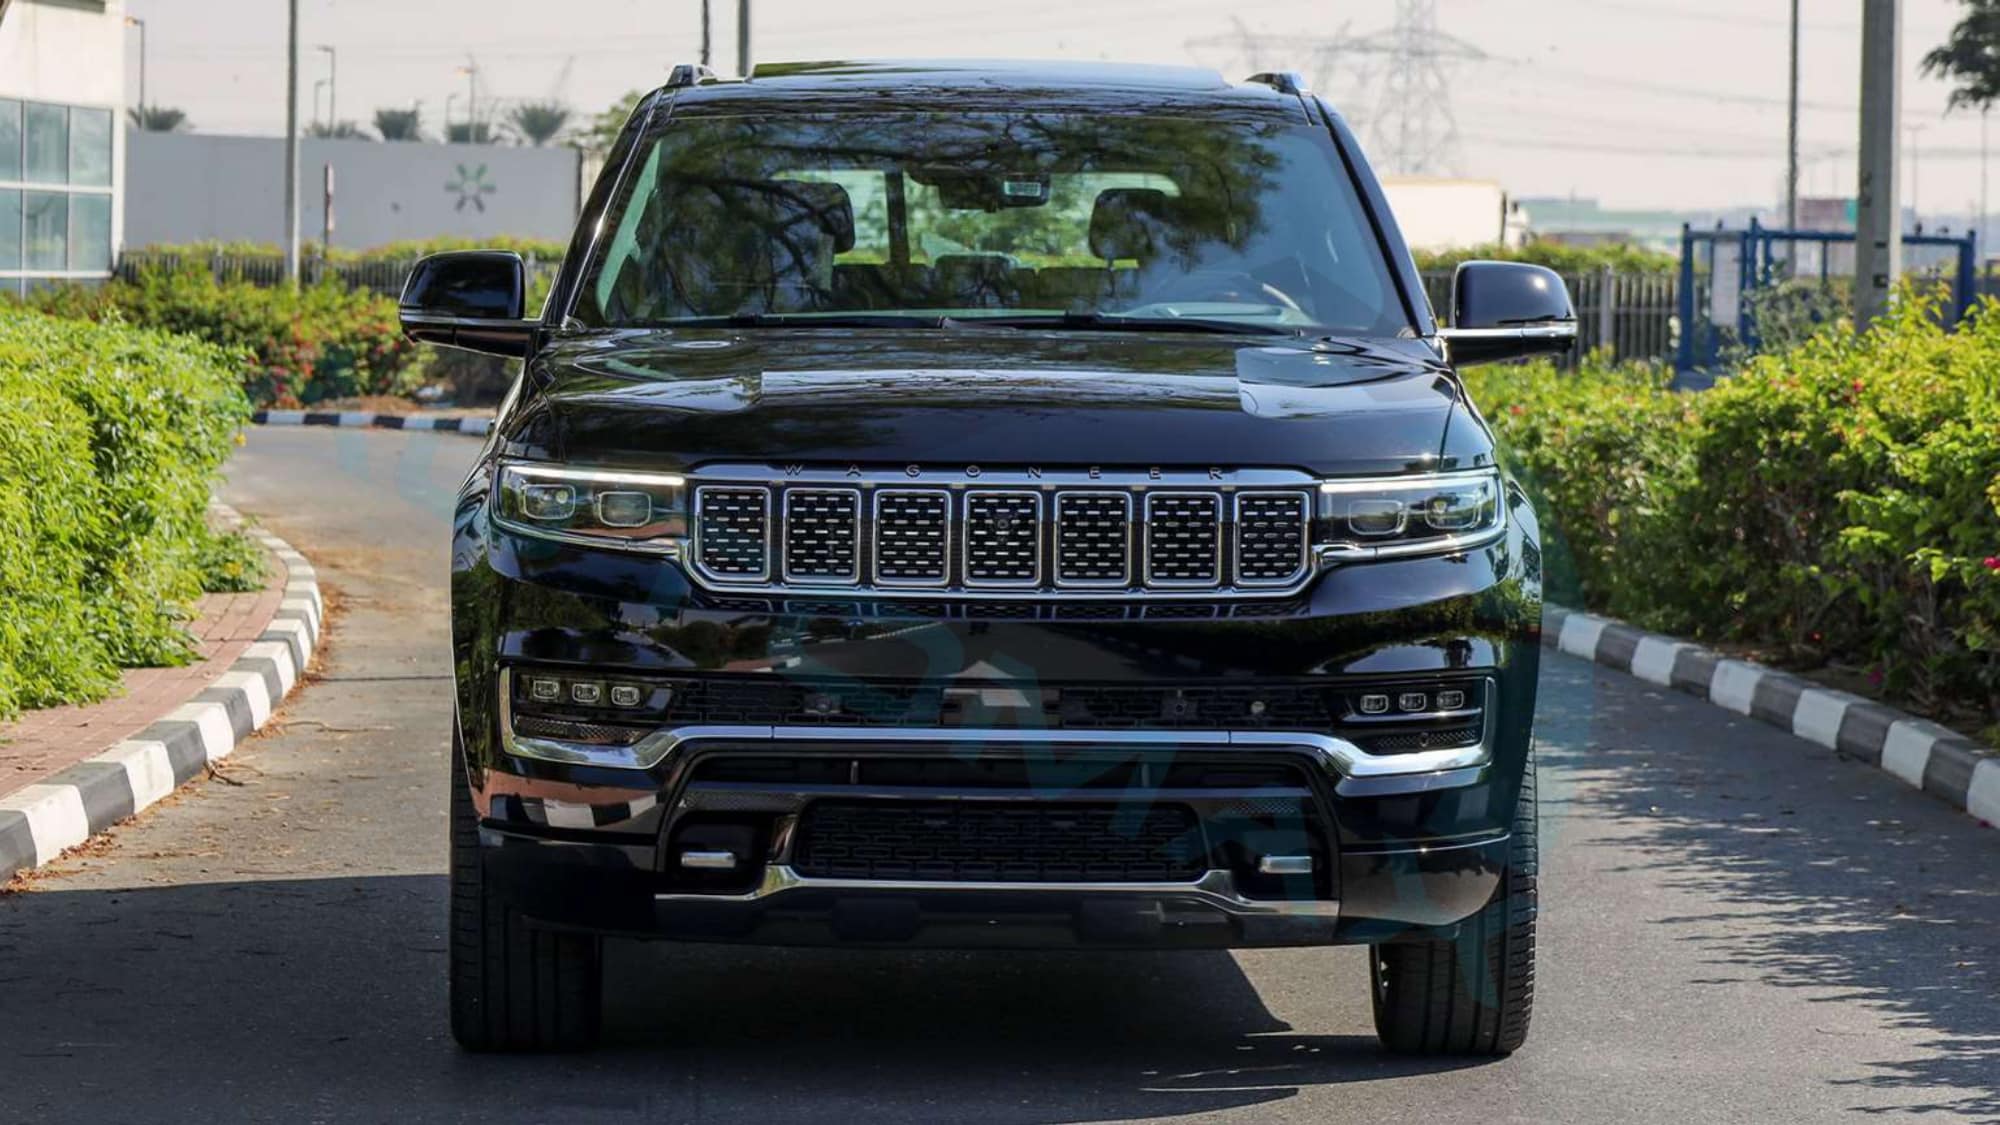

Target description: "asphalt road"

left=3, top=427, right=1998, bottom=1124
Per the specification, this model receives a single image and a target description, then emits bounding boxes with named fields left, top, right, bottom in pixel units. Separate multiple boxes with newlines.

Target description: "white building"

left=0, top=0, right=126, bottom=298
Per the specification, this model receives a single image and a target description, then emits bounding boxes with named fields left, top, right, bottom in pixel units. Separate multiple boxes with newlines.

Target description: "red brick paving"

left=0, top=549, right=290, bottom=801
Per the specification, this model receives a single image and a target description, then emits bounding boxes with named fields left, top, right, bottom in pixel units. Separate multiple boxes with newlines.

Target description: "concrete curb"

left=1544, top=604, right=2000, bottom=830
left=252, top=409, right=490, bottom=435
left=0, top=503, right=324, bottom=878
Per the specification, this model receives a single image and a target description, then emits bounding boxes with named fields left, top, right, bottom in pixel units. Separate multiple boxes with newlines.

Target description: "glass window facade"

left=1, top=98, right=115, bottom=283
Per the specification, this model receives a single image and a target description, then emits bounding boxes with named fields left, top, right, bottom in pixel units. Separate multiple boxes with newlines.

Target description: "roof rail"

left=1244, top=71, right=1309, bottom=96
left=666, top=63, right=719, bottom=89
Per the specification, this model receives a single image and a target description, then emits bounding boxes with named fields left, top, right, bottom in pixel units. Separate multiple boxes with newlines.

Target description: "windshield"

left=571, top=112, right=1412, bottom=337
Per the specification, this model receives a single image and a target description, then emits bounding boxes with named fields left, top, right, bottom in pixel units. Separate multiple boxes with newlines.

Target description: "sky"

left=119, top=0, right=1990, bottom=216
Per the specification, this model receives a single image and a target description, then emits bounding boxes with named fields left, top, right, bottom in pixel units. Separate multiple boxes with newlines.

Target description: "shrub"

left=1415, top=241, right=1678, bottom=275
left=1466, top=294, right=2000, bottom=734
left=22, top=264, right=414, bottom=407
left=0, top=307, right=255, bottom=719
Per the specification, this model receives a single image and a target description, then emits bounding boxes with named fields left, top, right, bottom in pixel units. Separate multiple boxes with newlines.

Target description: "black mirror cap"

left=1444, top=260, right=1578, bottom=366
left=399, top=250, right=534, bottom=357
left=1452, top=261, right=1575, bottom=330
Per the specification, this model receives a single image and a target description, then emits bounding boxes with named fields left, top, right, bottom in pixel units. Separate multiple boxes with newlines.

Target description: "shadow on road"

left=1535, top=663, right=2000, bottom=1120
left=0, top=875, right=1486, bottom=1123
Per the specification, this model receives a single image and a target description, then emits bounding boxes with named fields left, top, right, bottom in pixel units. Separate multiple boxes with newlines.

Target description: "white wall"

left=125, top=131, right=582, bottom=250
left=1380, top=178, right=1511, bottom=254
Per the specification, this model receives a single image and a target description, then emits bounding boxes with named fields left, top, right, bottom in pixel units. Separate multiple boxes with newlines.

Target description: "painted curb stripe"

left=1540, top=601, right=1995, bottom=829
left=0, top=503, right=323, bottom=878
left=251, top=411, right=490, bottom=436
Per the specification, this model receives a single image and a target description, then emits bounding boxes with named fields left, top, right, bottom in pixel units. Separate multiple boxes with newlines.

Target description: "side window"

left=591, top=143, right=662, bottom=317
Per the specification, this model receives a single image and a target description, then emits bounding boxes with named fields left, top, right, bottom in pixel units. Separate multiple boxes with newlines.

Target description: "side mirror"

left=398, top=251, right=536, bottom=357
left=1438, top=261, right=1577, bottom=366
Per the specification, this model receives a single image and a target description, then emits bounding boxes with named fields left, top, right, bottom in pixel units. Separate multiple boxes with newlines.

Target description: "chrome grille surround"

left=963, top=491, right=1044, bottom=587
left=1233, top=490, right=1312, bottom=586
left=677, top=467, right=1323, bottom=600
left=872, top=489, right=952, bottom=587
left=692, top=486, right=772, bottom=582
left=780, top=488, right=862, bottom=584
left=1142, top=492, right=1223, bottom=588
left=1053, top=491, right=1133, bottom=588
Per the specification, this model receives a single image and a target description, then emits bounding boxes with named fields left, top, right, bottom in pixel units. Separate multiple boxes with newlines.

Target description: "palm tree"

left=127, top=105, right=191, bottom=133
left=374, top=107, right=423, bottom=142
left=507, top=100, right=572, bottom=147
left=446, top=121, right=496, bottom=145
left=307, top=120, right=369, bottom=139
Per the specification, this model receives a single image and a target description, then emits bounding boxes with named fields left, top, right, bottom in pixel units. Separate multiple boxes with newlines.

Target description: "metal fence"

left=1420, top=267, right=1678, bottom=366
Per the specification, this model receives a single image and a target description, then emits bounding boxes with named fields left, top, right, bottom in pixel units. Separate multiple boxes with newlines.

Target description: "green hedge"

left=1466, top=295, right=2000, bottom=739
left=1415, top=241, right=1678, bottom=275
left=24, top=265, right=415, bottom=407
left=0, top=307, right=258, bottom=719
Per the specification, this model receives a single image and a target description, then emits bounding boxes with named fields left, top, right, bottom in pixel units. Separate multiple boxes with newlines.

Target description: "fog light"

left=1358, top=693, right=1390, bottom=715
left=680, top=850, right=738, bottom=871
left=1398, top=692, right=1428, bottom=712
left=1437, top=689, right=1467, bottom=710
left=528, top=677, right=562, bottom=703
left=570, top=681, right=603, bottom=705
left=608, top=684, right=643, bottom=708
left=1257, top=855, right=1314, bottom=875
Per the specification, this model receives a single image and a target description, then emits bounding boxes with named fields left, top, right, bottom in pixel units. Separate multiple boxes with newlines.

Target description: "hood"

left=507, top=328, right=1468, bottom=477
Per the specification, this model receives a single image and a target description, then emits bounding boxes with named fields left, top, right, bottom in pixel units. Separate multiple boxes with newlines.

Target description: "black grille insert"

left=695, top=487, right=770, bottom=579
left=1144, top=493, right=1222, bottom=586
left=793, top=800, right=1204, bottom=883
left=782, top=489, right=861, bottom=583
left=964, top=492, right=1043, bottom=585
left=1236, top=492, right=1311, bottom=584
left=874, top=490, right=950, bottom=585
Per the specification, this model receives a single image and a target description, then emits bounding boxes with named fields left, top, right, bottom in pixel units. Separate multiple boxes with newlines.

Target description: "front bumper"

left=450, top=482, right=1541, bottom=949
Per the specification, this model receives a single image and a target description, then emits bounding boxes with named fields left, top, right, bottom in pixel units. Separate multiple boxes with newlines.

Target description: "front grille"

left=964, top=492, right=1042, bottom=585
left=793, top=800, right=1204, bottom=882
left=1144, top=493, right=1222, bottom=586
left=1235, top=492, right=1310, bottom=584
left=694, top=487, right=770, bottom=579
left=686, top=477, right=1316, bottom=596
left=1054, top=492, right=1132, bottom=586
left=782, top=489, right=861, bottom=583
left=874, top=490, right=950, bottom=585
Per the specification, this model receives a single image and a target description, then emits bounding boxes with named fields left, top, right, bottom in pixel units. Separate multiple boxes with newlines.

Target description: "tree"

left=446, top=121, right=497, bottom=145
left=1924, top=1, right=2000, bottom=110
left=507, top=100, right=572, bottom=147
left=578, top=89, right=646, bottom=156
left=373, top=107, right=423, bottom=142
left=307, top=120, right=369, bottom=139
left=127, top=105, right=191, bottom=133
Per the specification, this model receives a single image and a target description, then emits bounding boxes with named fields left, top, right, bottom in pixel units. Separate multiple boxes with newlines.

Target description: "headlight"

left=493, top=463, right=688, bottom=552
left=1315, top=468, right=1504, bottom=558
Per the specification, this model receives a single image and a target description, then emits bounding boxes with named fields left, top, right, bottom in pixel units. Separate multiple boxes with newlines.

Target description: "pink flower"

left=1984, top=556, right=2000, bottom=571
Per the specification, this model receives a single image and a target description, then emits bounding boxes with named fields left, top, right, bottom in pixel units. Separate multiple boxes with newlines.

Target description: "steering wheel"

left=1141, top=270, right=1304, bottom=312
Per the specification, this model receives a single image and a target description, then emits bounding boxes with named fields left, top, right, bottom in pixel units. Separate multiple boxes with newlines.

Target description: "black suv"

left=401, top=60, right=1575, bottom=1056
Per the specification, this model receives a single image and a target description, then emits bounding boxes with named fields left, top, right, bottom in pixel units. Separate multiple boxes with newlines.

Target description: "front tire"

left=1369, top=747, right=1538, bottom=1056
left=448, top=727, right=603, bottom=1052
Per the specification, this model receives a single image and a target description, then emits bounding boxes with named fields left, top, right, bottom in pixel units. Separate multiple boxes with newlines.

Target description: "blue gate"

left=1676, top=219, right=1978, bottom=376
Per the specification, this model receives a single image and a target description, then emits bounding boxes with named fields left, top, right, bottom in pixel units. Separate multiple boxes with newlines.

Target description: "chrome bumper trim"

left=498, top=673, right=1490, bottom=793
left=654, top=865, right=1341, bottom=918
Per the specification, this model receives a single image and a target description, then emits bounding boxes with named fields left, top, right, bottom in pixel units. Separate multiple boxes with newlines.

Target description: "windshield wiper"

left=977, top=312, right=1305, bottom=337
left=651, top=313, right=963, bottom=330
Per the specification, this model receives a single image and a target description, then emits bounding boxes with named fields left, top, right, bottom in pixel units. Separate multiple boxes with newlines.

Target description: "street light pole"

left=318, top=45, right=336, bottom=129
left=125, top=16, right=147, bottom=113
left=1908, top=122, right=1927, bottom=227
left=1785, top=0, right=1800, bottom=231
left=1854, top=0, right=1901, bottom=329
left=737, top=0, right=751, bottom=77
left=701, top=0, right=712, bottom=68
left=284, top=0, right=301, bottom=288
